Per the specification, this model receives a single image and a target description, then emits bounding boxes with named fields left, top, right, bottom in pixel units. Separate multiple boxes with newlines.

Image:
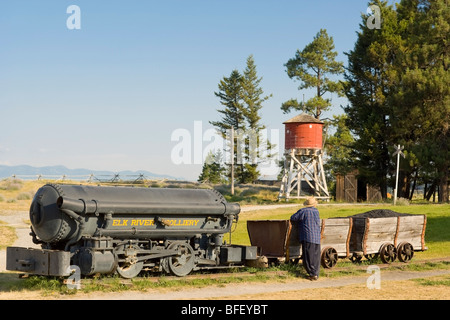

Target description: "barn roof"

left=283, top=113, right=324, bottom=124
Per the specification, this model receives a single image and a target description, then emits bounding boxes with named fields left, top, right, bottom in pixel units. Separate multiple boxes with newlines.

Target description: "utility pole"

left=230, top=126, right=235, bottom=195
left=393, top=144, right=405, bottom=205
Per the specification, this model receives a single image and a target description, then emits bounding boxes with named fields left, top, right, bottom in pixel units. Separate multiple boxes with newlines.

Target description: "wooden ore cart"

left=247, top=218, right=353, bottom=269
left=349, top=210, right=427, bottom=264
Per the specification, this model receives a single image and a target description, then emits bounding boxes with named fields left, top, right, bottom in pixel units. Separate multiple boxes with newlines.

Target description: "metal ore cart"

left=349, top=211, right=427, bottom=264
left=246, top=220, right=301, bottom=262
left=246, top=218, right=353, bottom=269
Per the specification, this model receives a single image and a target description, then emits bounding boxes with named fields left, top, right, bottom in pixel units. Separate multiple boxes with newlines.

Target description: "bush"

left=0, top=178, right=23, bottom=191
left=16, top=192, right=33, bottom=200
left=396, top=197, right=410, bottom=206
left=240, top=187, right=260, bottom=197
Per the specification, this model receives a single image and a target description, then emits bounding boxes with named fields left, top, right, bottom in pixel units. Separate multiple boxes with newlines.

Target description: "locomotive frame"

left=7, top=184, right=258, bottom=278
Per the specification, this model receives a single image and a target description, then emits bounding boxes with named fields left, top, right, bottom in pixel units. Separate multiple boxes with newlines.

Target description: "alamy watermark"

left=366, top=265, right=381, bottom=289
left=170, top=121, right=280, bottom=175
left=66, top=265, right=81, bottom=290
left=66, top=5, right=81, bottom=30
left=366, top=5, right=381, bottom=30
left=65, top=4, right=380, bottom=31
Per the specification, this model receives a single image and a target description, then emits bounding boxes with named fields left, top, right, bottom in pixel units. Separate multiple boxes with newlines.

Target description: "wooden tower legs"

left=278, top=149, right=330, bottom=201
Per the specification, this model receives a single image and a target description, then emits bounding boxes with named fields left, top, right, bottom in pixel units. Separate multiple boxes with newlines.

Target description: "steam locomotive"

left=6, top=184, right=257, bottom=278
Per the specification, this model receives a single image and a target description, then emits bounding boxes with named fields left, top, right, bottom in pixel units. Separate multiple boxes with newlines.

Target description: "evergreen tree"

left=210, top=56, right=272, bottom=184
left=240, top=55, right=273, bottom=183
left=324, top=114, right=355, bottom=176
left=343, top=1, right=399, bottom=198
left=344, top=0, right=449, bottom=202
left=210, top=70, right=246, bottom=136
left=242, top=55, right=271, bottom=131
left=282, top=29, right=344, bottom=119
left=392, top=0, right=449, bottom=202
left=198, top=150, right=226, bottom=184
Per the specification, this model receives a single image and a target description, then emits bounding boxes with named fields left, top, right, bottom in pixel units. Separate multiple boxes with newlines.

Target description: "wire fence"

left=5, top=173, right=176, bottom=184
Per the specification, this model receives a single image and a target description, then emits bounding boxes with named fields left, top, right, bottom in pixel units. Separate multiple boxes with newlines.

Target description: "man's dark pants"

left=302, top=241, right=321, bottom=277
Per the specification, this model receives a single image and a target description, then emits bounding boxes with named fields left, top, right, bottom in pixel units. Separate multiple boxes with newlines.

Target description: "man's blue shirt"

left=290, top=207, right=321, bottom=244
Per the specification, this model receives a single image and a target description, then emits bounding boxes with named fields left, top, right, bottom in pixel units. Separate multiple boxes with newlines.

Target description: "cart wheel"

left=268, top=258, right=279, bottom=266
left=350, top=253, right=363, bottom=263
left=379, top=243, right=397, bottom=264
left=397, top=242, right=414, bottom=262
left=321, top=247, right=338, bottom=268
left=364, top=253, right=379, bottom=262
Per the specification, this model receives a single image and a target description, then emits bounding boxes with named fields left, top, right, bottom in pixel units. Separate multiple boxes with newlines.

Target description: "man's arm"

left=290, top=209, right=304, bottom=222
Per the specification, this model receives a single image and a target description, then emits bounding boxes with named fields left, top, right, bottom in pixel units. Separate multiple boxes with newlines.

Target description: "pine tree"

left=343, top=0, right=449, bottom=202
left=392, top=0, right=450, bottom=202
left=282, top=29, right=344, bottom=119
left=343, top=1, right=399, bottom=198
left=242, top=55, right=271, bottom=131
left=198, top=150, right=226, bottom=184
left=210, top=70, right=246, bottom=136
left=240, top=55, right=273, bottom=183
left=210, top=56, right=273, bottom=184
left=324, top=115, right=355, bottom=176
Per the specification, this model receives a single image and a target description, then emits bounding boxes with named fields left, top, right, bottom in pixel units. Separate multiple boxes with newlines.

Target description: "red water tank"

left=284, top=114, right=324, bottom=150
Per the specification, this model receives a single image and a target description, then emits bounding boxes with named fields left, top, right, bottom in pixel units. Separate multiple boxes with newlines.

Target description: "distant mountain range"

left=0, top=165, right=180, bottom=181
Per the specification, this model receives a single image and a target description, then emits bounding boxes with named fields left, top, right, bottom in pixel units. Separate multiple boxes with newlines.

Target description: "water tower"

left=278, top=113, right=330, bottom=200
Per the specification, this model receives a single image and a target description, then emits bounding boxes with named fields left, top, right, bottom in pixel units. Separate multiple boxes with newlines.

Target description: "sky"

left=0, top=1, right=391, bottom=181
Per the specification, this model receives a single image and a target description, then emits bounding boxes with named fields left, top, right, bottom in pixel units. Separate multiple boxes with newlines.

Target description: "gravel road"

left=63, top=269, right=450, bottom=300
left=0, top=211, right=39, bottom=273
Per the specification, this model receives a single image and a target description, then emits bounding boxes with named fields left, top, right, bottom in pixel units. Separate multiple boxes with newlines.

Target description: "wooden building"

left=335, top=170, right=382, bottom=203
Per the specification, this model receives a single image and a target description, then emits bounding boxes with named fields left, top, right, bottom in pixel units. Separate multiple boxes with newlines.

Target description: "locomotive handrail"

left=57, top=196, right=240, bottom=216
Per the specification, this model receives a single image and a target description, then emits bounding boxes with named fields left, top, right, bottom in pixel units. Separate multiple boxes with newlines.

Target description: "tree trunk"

left=439, top=166, right=449, bottom=203
left=425, top=180, right=437, bottom=201
left=409, top=170, right=417, bottom=200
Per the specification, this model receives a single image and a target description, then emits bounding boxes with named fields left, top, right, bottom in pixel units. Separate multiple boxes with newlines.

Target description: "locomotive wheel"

left=379, top=243, right=397, bottom=264
left=167, top=242, right=195, bottom=277
left=115, top=244, right=144, bottom=279
left=321, top=247, right=338, bottom=268
left=397, top=242, right=414, bottom=262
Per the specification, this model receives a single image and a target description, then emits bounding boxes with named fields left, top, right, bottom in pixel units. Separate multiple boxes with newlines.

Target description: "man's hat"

left=303, top=197, right=318, bottom=207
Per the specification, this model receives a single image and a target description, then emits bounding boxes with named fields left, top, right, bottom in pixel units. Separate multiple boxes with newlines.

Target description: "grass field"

left=232, top=203, right=450, bottom=260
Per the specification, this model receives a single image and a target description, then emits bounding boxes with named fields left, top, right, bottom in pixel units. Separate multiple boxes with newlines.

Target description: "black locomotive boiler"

left=7, top=184, right=257, bottom=278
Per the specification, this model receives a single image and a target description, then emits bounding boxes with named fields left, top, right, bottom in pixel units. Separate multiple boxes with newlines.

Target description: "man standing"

left=290, top=197, right=321, bottom=280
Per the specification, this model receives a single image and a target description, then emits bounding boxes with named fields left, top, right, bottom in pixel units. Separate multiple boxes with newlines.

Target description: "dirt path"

left=1, top=268, right=447, bottom=300
left=0, top=211, right=39, bottom=273
left=54, top=269, right=448, bottom=300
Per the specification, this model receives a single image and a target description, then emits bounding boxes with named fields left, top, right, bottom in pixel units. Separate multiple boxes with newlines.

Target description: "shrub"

left=396, top=197, right=410, bottom=206
left=16, top=192, right=33, bottom=200
left=0, top=178, right=23, bottom=191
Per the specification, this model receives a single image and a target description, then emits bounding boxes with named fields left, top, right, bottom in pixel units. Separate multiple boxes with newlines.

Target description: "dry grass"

left=0, top=222, right=17, bottom=250
left=216, top=274, right=450, bottom=300
left=0, top=179, right=43, bottom=212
